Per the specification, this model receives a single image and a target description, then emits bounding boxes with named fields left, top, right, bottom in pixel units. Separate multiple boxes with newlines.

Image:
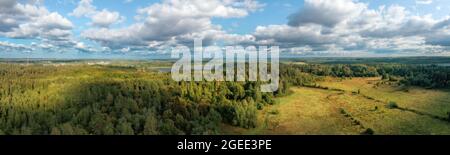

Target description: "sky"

left=1, top=0, right=450, bottom=59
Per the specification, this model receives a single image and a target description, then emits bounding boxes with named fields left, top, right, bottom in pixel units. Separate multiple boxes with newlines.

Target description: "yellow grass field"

left=222, top=77, right=450, bottom=135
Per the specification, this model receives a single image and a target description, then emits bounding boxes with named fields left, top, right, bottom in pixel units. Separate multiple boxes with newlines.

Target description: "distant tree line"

left=287, top=64, right=450, bottom=88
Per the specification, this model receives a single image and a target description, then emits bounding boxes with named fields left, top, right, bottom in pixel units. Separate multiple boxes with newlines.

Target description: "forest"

left=286, top=63, right=450, bottom=88
left=0, top=59, right=449, bottom=135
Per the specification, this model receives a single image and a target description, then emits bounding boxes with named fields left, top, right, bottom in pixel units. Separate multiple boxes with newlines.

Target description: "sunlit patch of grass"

left=332, top=92, right=450, bottom=135
left=223, top=87, right=363, bottom=135
left=318, top=77, right=450, bottom=118
left=223, top=77, right=450, bottom=135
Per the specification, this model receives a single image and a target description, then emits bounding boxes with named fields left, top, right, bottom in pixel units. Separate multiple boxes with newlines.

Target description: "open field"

left=318, top=78, right=450, bottom=119
left=222, top=87, right=363, bottom=135
left=223, top=77, right=450, bottom=135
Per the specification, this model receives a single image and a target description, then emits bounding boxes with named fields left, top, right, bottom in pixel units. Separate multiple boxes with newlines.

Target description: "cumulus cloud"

left=69, top=0, right=96, bottom=17
left=0, top=0, right=108, bottom=55
left=90, top=9, right=125, bottom=27
left=288, top=0, right=366, bottom=27
left=0, top=41, right=33, bottom=52
left=416, top=0, right=433, bottom=5
left=5, top=12, right=73, bottom=39
left=71, top=0, right=125, bottom=28
left=357, top=6, right=436, bottom=38
left=0, top=0, right=40, bottom=33
left=254, top=24, right=337, bottom=46
left=0, top=0, right=74, bottom=47
left=61, top=0, right=450, bottom=57
left=81, top=25, right=146, bottom=48
left=253, top=0, right=450, bottom=56
left=82, top=0, right=264, bottom=50
left=135, top=0, right=263, bottom=18
left=2, top=0, right=450, bottom=56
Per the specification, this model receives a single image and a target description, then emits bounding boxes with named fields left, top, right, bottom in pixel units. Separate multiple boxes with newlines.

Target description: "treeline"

left=377, top=64, right=450, bottom=88
left=287, top=64, right=450, bottom=88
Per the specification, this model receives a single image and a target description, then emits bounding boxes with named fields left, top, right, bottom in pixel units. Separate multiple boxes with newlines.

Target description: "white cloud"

left=90, top=9, right=125, bottom=27
left=0, top=0, right=74, bottom=43
left=75, top=42, right=86, bottom=49
left=71, top=0, right=125, bottom=27
left=0, top=1, right=38, bottom=32
left=416, top=0, right=433, bottom=5
left=0, top=41, right=33, bottom=52
left=82, top=0, right=263, bottom=50
left=0, top=1, right=95, bottom=54
left=2, top=0, right=449, bottom=56
left=5, top=11, right=73, bottom=39
left=254, top=24, right=338, bottom=48
left=69, top=0, right=96, bottom=17
left=63, top=0, right=450, bottom=57
left=288, top=0, right=366, bottom=27
left=253, top=0, right=450, bottom=56
left=136, top=0, right=262, bottom=19
left=81, top=25, right=145, bottom=48
left=73, top=41, right=102, bottom=53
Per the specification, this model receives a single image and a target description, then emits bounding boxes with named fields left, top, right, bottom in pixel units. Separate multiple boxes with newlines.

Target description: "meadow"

left=224, top=77, right=450, bottom=135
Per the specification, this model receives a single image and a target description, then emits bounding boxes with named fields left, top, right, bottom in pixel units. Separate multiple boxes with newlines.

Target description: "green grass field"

left=223, top=77, right=450, bottom=135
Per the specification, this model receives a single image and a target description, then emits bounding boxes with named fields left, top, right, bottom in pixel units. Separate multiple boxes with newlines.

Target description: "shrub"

left=386, top=101, right=398, bottom=109
left=256, top=102, right=264, bottom=110
left=269, top=109, right=279, bottom=115
left=361, top=128, right=375, bottom=135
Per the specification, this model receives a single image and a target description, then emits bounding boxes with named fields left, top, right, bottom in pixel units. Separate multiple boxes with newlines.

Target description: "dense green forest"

left=288, top=64, right=450, bottom=88
left=0, top=60, right=449, bottom=135
left=0, top=63, right=285, bottom=135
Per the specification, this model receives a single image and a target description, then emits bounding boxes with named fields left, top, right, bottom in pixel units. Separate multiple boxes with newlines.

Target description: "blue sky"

left=1, top=0, right=450, bottom=59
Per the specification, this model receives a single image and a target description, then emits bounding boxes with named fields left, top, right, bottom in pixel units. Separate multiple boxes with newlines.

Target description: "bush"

left=386, top=101, right=398, bottom=109
left=256, top=102, right=264, bottom=110
left=361, top=128, right=375, bottom=135
left=268, top=109, right=279, bottom=115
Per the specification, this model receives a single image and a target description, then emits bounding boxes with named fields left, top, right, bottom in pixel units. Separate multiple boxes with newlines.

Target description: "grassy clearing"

left=332, top=92, right=450, bottom=134
left=223, top=77, right=450, bottom=135
left=318, top=77, right=450, bottom=120
left=222, top=87, right=363, bottom=135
